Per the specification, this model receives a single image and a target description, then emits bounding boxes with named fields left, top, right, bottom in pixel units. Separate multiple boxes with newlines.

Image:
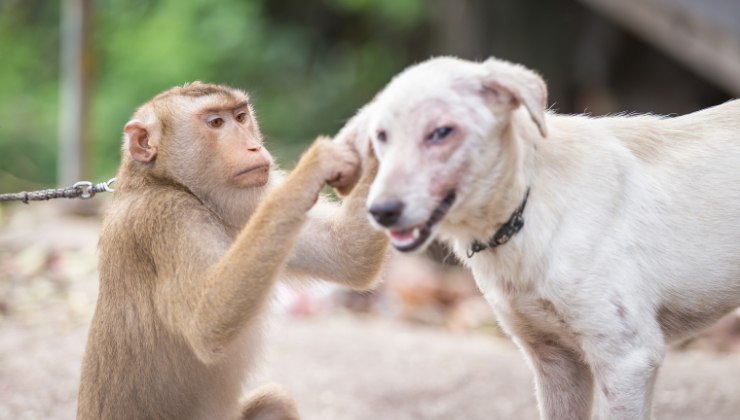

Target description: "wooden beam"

left=579, top=0, right=740, bottom=96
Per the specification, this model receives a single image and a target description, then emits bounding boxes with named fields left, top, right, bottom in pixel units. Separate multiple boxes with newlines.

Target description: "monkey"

left=76, top=82, right=388, bottom=420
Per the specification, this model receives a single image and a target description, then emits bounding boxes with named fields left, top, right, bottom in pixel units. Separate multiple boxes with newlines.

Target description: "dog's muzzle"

left=376, top=191, right=456, bottom=252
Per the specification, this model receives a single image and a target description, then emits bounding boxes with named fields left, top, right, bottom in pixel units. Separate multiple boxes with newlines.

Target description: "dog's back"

left=550, top=99, right=740, bottom=342
left=601, top=99, right=740, bottom=163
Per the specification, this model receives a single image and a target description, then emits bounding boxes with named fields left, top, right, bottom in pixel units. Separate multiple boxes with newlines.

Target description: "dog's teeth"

left=412, top=228, right=421, bottom=240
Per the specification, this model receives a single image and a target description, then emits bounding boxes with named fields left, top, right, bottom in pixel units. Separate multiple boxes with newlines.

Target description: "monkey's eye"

left=235, top=112, right=248, bottom=123
left=427, top=126, right=454, bottom=144
left=207, top=117, right=224, bottom=128
left=377, top=130, right=387, bottom=143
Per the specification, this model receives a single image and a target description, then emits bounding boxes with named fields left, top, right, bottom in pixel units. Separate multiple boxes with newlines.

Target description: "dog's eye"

left=377, top=130, right=387, bottom=143
left=427, top=126, right=453, bottom=143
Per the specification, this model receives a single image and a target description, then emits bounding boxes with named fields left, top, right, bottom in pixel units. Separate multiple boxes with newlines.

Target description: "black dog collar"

left=467, top=188, right=530, bottom=258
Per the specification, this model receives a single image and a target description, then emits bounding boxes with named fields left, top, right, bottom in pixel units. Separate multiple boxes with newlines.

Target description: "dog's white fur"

left=337, top=56, right=740, bottom=419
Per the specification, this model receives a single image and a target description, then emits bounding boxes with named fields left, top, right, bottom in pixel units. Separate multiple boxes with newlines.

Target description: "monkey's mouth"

left=388, top=191, right=456, bottom=252
left=234, top=164, right=270, bottom=179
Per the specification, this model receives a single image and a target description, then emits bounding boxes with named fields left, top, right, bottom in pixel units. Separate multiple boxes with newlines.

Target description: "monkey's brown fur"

left=77, top=82, right=387, bottom=420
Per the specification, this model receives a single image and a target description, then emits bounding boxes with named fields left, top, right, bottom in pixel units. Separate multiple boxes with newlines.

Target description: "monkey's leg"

left=240, top=383, right=300, bottom=420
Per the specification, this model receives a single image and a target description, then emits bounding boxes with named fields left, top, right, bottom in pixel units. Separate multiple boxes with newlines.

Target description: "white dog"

left=335, top=56, right=740, bottom=419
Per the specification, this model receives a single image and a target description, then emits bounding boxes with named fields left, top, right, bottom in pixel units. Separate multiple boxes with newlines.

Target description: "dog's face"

left=348, top=57, right=547, bottom=252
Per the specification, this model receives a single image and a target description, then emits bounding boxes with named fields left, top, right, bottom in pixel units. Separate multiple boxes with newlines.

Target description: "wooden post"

left=58, top=0, right=92, bottom=187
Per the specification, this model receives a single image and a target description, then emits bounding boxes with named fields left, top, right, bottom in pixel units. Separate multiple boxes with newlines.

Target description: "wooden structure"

left=579, top=0, right=740, bottom=96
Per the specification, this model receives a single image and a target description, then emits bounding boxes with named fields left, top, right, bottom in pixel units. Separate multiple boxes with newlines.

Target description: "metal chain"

left=0, top=178, right=116, bottom=204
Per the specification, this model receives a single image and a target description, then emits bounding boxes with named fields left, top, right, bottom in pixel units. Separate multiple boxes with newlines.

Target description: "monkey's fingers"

left=328, top=167, right=361, bottom=196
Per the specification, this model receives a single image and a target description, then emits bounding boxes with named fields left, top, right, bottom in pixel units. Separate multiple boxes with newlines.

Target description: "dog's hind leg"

left=519, top=337, right=594, bottom=420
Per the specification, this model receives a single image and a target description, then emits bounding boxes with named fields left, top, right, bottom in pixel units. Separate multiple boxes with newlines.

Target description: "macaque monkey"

left=77, top=82, right=388, bottom=420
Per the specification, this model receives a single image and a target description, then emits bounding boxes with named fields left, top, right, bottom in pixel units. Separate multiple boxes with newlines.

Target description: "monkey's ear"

left=124, top=120, right=158, bottom=162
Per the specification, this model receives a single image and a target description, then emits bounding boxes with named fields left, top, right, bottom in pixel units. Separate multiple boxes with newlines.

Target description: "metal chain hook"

left=101, top=178, right=116, bottom=193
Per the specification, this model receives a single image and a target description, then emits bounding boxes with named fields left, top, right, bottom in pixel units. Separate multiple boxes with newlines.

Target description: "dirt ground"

left=1, top=203, right=740, bottom=420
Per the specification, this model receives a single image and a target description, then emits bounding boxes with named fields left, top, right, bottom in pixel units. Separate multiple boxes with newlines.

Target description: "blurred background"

left=1, top=0, right=739, bottom=419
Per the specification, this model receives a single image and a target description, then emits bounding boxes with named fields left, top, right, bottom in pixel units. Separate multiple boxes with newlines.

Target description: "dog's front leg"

left=581, top=318, right=665, bottom=420
left=519, top=338, right=594, bottom=420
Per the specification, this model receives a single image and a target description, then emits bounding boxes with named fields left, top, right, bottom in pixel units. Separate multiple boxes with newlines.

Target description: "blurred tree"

left=0, top=0, right=729, bottom=193
left=0, top=0, right=61, bottom=191
left=59, top=0, right=93, bottom=187
left=0, top=0, right=431, bottom=192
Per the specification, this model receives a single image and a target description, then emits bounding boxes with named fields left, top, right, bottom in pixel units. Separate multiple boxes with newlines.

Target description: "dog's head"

left=338, top=57, right=548, bottom=252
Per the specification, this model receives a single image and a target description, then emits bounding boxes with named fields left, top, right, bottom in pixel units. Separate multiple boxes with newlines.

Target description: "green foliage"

left=0, top=1, right=61, bottom=190
left=327, top=0, right=425, bottom=28
left=0, top=0, right=429, bottom=191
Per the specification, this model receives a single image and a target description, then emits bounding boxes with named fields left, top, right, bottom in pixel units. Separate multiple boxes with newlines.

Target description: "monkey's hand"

left=313, top=136, right=362, bottom=196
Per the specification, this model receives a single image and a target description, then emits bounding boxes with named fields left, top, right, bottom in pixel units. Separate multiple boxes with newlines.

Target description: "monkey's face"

left=193, top=99, right=274, bottom=189
left=125, top=85, right=275, bottom=194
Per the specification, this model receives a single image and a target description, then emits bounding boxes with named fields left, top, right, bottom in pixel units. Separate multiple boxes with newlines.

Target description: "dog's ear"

left=334, top=101, right=376, bottom=158
left=479, top=58, right=548, bottom=138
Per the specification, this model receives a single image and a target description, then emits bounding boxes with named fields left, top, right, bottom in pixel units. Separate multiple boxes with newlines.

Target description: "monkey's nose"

left=369, top=199, right=405, bottom=227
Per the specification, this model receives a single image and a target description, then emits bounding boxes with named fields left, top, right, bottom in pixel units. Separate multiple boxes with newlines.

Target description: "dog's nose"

left=369, top=199, right=405, bottom=227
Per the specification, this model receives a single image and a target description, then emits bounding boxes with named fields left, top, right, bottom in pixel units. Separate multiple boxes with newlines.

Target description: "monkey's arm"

left=286, top=155, right=389, bottom=289
left=155, top=140, right=341, bottom=364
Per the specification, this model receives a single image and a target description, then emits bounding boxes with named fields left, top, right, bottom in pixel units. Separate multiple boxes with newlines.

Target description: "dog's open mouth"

left=388, top=191, right=456, bottom=252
